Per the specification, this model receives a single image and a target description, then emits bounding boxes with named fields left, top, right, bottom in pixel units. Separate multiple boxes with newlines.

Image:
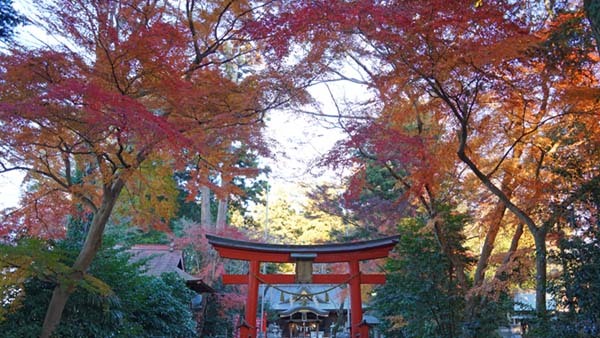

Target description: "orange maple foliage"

left=254, top=0, right=600, bottom=321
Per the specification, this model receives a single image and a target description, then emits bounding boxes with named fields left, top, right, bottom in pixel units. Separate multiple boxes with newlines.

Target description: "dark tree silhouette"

left=0, top=0, right=23, bottom=41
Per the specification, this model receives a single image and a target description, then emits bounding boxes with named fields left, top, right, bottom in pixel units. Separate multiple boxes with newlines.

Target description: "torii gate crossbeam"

left=206, top=234, right=399, bottom=338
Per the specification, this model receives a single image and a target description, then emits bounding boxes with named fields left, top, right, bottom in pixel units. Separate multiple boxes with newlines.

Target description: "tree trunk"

left=496, top=222, right=525, bottom=277
left=473, top=201, right=509, bottom=286
left=464, top=202, right=509, bottom=327
left=40, top=182, right=124, bottom=338
left=533, top=228, right=548, bottom=315
left=200, top=185, right=213, bottom=228
left=456, top=137, right=548, bottom=315
left=472, top=141, right=521, bottom=287
left=39, top=286, right=72, bottom=338
left=216, top=196, right=228, bottom=229
left=465, top=222, right=525, bottom=332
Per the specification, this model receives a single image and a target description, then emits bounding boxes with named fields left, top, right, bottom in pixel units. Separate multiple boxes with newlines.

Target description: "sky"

left=0, top=171, right=23, bottom=209
left=263, top=90, right=348, bottom=180
left=260, top=72, right=372, bottom=203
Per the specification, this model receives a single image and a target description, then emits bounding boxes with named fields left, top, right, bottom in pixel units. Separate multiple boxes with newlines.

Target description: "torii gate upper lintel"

left=206, top=234, right=399, bottom=338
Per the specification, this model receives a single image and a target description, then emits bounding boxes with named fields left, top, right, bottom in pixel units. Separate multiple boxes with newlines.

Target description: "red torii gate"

left=206, top=234, right=399, bottom=338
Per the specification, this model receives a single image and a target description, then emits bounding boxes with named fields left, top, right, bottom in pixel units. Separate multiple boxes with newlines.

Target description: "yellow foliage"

left=114, top=153, right=179, bottom=232
left=386, top=315, right=408, bottom=330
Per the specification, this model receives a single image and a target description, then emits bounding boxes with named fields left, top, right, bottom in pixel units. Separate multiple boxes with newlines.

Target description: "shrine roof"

left=129, top=244, right=214, bottom=293
left=278, top=306, right=330, bottom=317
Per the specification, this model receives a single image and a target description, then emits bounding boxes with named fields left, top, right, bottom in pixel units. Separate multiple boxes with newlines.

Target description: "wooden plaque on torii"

left=206, top=234, right=399, bottom=338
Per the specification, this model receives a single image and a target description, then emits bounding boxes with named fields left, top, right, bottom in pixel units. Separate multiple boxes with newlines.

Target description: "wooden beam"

left=222, top=273, right=386, bottom=285
left=212, top=246, right=396, bottom=263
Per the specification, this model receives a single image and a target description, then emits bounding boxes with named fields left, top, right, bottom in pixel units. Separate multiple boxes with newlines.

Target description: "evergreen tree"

left=0, top=235, right=197, bottom=337
left=0, top=0, right=22, bottom=41
left=374, top=206, right=509, bottom=338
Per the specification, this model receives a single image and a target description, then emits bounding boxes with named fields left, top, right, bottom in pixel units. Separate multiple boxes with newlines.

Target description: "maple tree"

left=172, top=220, right=248, bottom=335
left=112, top=153, right=180, bottom=232
left=0, top=1, right=306, bottom=336
left=250, top=0, right=600, bottom=330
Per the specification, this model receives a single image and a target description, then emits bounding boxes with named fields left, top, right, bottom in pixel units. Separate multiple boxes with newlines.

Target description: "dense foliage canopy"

left=2, top=0, right=600, bottom=337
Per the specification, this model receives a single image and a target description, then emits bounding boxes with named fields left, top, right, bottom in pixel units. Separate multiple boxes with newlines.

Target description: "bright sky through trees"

left=0, top=171, right=22, bottom=209
left=262, top=82, right=368, bottom=184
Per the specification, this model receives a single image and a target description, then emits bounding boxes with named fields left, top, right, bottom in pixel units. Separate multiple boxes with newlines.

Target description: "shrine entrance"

left=280, top=305, right=329, bottom=338
left=206, top=234, right=399, bottom=338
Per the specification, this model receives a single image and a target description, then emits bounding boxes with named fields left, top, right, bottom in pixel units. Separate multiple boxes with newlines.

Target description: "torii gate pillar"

left=207, top=235, right=399, bottom=338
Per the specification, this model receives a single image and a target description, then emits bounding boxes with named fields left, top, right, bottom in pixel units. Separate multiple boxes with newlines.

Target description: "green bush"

left=0, top=237, right=197, bottom=338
